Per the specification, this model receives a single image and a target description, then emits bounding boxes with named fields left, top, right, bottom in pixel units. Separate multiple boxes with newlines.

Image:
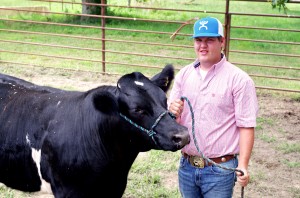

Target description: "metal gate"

left=0, top=0, right=299, bottom=93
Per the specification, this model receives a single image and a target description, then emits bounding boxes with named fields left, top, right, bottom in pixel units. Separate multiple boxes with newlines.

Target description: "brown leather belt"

left=182, top=152, right=236, bottom=168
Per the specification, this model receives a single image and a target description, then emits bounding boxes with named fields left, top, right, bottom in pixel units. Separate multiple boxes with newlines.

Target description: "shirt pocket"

left=204, top=93, right=233, bottom=124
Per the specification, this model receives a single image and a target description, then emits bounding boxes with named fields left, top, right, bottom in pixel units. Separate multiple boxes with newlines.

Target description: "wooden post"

left=224, top=0, right=231, bottom=59
left=101, top=0, right=106, bottom=73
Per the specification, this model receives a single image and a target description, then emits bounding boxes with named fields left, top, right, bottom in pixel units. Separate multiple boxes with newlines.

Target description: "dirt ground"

left=233, top=93, right=300, bottom=198
left=0, top=66, right=299, bottom=198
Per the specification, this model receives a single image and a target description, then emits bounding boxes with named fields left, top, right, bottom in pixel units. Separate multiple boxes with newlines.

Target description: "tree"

left=82, top=0, right=107, bottom=15
left=268, top=0, right=289, bottom=12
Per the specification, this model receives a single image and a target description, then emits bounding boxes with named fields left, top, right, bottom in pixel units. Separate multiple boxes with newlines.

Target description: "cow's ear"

left=151, top=64, right=174, bottom=92
left=93, top=91, right=119, bottom=115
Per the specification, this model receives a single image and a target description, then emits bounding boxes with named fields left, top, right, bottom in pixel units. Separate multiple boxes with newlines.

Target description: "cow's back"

left=0, top=82, right=47, bottom=191
left=0, top=78, right=68, bottom=192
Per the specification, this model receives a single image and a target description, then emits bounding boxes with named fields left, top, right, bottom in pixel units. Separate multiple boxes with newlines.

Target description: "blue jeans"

left=178, top=156, right=238, bottom=198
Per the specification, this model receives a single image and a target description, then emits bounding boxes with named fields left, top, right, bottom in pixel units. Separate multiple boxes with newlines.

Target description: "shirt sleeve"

left=233, top=76, right=259, bottom=128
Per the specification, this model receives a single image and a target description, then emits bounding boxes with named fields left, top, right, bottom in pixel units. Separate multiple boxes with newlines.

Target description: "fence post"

left=225, top=14, right=231, bottom=60
left=224, top=0, right=231, bottom=59
left=101, top=0, right=106, bottom=73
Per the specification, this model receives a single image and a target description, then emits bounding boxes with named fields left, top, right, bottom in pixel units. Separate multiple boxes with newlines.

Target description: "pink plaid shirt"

left=168, top=55, right=258, bottom=158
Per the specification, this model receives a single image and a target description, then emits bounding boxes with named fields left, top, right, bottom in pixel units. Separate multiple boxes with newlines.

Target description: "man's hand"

left=169, top=99, right=184, bottom=119
left=236, top=168, right=250, bottom=187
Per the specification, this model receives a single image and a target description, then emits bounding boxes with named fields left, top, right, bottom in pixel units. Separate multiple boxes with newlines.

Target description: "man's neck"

left=198, top=53, right=223, bottom=71
left=200, top=64, right=213, bottom=71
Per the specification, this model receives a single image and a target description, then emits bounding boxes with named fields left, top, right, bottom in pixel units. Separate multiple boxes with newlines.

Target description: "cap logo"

left=199, top=21, right=208, bottom=30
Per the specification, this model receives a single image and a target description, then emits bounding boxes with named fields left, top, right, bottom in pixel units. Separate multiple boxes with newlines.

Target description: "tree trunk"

left=81, top=0, right=107, bottom=21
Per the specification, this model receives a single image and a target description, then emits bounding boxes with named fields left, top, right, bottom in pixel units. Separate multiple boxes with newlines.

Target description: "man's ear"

left=221, top=37, right=225, bottom=49
left=151, top=64, right=174, bottom=93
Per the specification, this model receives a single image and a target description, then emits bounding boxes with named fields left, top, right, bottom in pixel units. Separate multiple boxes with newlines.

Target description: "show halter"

left=119, top=110, right=170, bottom=145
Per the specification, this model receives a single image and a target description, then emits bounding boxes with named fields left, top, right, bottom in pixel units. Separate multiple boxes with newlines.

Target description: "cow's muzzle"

left=172, top=132, right=190, bottom=149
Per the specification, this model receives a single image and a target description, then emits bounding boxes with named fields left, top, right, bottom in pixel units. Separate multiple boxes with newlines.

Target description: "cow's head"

left=115, top=64, right=189, bottom=151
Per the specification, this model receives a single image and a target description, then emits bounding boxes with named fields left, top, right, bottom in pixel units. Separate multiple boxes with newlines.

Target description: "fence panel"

left=0, top=0, right=299, bottom=93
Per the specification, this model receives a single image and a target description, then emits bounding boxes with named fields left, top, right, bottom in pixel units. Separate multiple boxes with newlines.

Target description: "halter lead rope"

left=119, top=110, right=169, bottom=145
left=179, top=96, right=245, bottom=198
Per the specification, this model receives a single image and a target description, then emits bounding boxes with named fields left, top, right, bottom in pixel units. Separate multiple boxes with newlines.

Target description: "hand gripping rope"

left=175, top=96, right=245, bottom=198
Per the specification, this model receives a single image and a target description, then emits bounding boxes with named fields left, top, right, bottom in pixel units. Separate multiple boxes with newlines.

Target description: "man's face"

left=194, top=37, right=225, bottom=68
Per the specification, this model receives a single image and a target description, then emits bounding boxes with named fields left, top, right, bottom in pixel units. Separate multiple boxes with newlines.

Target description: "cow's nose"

left=172, top=132, right=190, bottom=149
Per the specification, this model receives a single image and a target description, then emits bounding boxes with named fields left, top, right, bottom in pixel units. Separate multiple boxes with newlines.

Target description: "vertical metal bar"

left=101, top=0, right=106, bottom=73
left=225, top=14, right=231, bottom=60
left=224, top=0, right=230, bottom=59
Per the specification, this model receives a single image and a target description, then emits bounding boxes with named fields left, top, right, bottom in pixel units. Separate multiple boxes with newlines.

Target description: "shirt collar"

left=193, top=53, right=225, bottom=69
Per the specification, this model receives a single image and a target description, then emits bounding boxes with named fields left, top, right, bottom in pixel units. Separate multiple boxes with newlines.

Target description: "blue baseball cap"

left=192, top=17, right=224, bottom=38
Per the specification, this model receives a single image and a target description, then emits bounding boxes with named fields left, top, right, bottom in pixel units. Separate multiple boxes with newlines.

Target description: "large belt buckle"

left=192, top=156, right=205, bottom=168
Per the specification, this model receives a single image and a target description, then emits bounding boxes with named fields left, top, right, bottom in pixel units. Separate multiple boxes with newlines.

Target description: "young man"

left=168, top=17, right=259, bottom=197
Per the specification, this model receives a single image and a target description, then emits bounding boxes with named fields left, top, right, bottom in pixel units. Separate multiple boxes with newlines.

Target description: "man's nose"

left=200, top=41, right=208, bottom=47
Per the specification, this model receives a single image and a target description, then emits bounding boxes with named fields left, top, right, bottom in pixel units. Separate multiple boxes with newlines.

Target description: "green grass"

left=257, top=132, right=277, bottom=143
left=289, top=185, right=300, bottom=197
left=255, top=117, right=275, bottom=132
left=256, top=117, right=277, bottom=143
left=0, top=185, right=18, bottom=198
left=283, top=159, right=300, bottom=168
left=277, top=142, right=300, bottom=154
left=124, top=150, right=182, bottom=198
left=250, top=169, right=267, bottom=184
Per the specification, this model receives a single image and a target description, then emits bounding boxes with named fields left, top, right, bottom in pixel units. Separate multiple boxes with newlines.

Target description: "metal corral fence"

left=0, top=0, right=299, bottom=93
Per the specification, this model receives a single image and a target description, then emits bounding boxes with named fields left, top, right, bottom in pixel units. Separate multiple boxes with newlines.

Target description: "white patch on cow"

left=26, top=133, right=31, bottom=145
left=117, top=83, right=121, bottom=89
left=134, top=81, right=144, bottom=86
left=31, top=148, right=53, bottom=194
left=57, top=101, right=61, bottom=106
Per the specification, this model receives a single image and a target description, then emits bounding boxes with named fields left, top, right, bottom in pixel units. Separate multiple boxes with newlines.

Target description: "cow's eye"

left=134, top=108, right=144, bottom=114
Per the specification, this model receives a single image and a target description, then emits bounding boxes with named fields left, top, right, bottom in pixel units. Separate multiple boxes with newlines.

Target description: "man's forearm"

left=238, top=127, right=255, bottom=168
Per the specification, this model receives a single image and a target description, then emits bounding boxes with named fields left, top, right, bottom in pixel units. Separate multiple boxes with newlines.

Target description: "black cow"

left=0, top=65, right=189, bottom=198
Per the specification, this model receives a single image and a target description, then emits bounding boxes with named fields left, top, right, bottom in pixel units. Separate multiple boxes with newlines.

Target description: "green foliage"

left=136, top=0, right=150, bottom=3
left=268, top=0, right=289, bottom=13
